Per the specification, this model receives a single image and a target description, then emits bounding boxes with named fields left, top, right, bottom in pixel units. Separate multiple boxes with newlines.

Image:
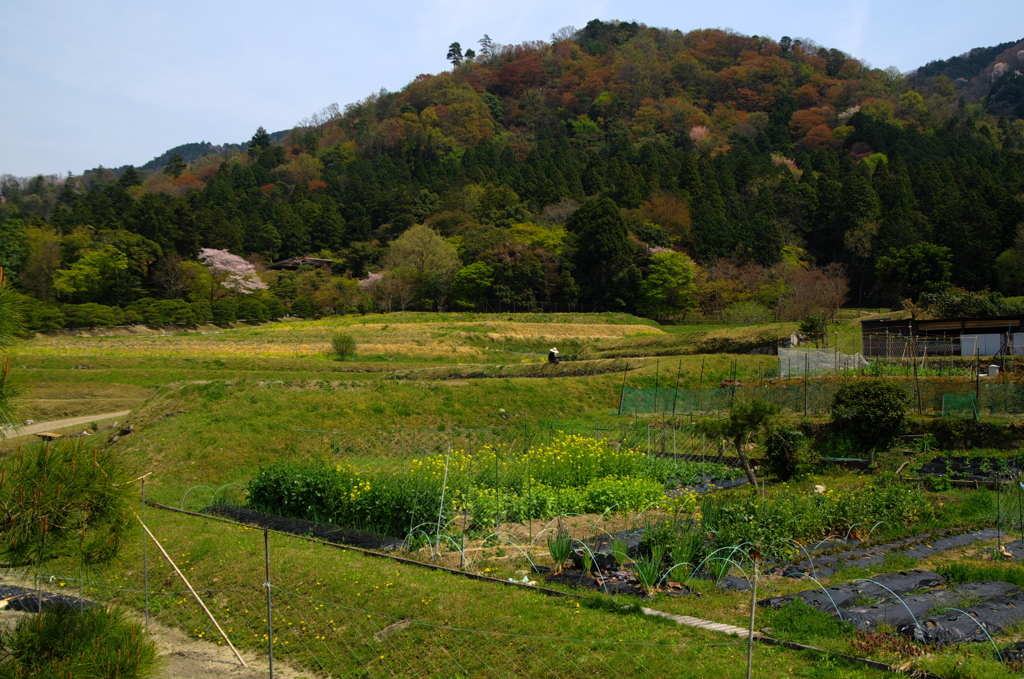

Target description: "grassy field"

left=3, top=311, right=1022, bottom=678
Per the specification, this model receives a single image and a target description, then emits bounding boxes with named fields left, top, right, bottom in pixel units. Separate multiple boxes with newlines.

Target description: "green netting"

left=942, top=392, right=979, bottom=421
left=620, top=381, right=1024, bottom=418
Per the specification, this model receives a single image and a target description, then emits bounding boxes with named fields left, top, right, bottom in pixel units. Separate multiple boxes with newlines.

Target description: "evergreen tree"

left=567, top=198, right=634, bottom=308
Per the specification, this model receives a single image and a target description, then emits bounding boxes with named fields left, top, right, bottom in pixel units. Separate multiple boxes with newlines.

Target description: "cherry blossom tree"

left=197, top=248, right=267, bottom=302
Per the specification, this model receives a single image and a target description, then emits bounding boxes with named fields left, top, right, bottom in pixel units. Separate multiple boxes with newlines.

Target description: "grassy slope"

left=1, top=313, right=927, bottom=677
left=34, top=505, right=887, bottom=679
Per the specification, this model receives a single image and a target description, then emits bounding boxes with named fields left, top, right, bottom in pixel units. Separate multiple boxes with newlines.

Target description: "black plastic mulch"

left=758, top=570, right=945, bottom=614
left=842, top=580, right=1020, bottom=632
left=716, top=575, right=753, bottom=591
left=1003, top=641, right=1024, bottom=663
left=911, top=592, right=1024, bottom=644
left=0, top=584, right=96, bottom=613
left=545, top=569, right=689, bottom=597
left=665, top=475, right=748, bottom=498
left=777, top=528, right=1003, bottom=578
left=916, top=456, right=1021, bottom=483
left=205, top=505, right=408, bottom=551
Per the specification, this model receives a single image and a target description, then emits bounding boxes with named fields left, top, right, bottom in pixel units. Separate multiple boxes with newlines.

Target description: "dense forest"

left=2, top=20, right=1024, bottom=330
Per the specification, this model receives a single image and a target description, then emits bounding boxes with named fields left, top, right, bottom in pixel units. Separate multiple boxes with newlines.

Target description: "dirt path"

left=3, top=411, right=132, bottom=438
left=140, top=615, right=307, bottom=679
left=0, top=577, right=308, bottom=679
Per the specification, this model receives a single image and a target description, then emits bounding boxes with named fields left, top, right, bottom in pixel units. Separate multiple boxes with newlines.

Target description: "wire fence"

left=4, top=521, right=752, bottom=679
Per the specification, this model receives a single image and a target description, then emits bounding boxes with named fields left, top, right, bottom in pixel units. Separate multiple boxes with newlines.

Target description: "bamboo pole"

left=137, top=516, right=247, bottom=667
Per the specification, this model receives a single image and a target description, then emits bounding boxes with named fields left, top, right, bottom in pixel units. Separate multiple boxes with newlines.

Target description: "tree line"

left=1, top=20, right=1023, bottom=329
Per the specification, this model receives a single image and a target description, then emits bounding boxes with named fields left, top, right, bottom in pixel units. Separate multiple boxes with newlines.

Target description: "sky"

left=2, top=0, right=1021, bottom=178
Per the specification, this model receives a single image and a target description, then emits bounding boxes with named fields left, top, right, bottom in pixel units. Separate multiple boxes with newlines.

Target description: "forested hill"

left=2, top=20, right=1024, bottom=329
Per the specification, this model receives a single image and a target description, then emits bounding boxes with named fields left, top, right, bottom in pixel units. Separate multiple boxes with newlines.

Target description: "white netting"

left=777, top=347, right=869, bottom=377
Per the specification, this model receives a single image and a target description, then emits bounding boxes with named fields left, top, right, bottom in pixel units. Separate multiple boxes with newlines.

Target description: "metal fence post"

left=142, top=477, right=149, bottom=631
left=265, top=527, right=274, bottom=679
left=803, top=354, right=809, bottom=416
left=437, top=443, right=451, bottom=553
left=618, top=363, right=628, bottom=415
left=654, top=359, right=660, bottom=415
left=672, top=359, right=682, bottom=416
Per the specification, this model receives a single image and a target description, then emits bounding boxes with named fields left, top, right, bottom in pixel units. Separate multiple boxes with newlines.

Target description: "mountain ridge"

left=128, top=30, right=1024, bottom=175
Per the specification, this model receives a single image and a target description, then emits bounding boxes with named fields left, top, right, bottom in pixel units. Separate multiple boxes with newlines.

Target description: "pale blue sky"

left=2, top=0, right=1020, bottom=177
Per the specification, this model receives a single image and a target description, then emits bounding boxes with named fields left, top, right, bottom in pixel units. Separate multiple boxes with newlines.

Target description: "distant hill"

left=913, top=40, right=1020, bottom=81
left=139, top=130, right=290, bottom=171
left=910, top=37, right=1024, bottom=118
left=140, top=142, right=225, bottom=170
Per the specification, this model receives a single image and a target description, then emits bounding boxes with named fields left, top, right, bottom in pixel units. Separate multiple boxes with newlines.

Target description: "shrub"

left=764, top=426, right=818, bottom=481
left=830, top=379, right=910, bottom=449
left=263, top=295, right=286, bottom=319
left=723, top=301, right=771, bottom=325
left=799, top=315, right=828, bottom=344
left=191, top=301, right=212, bottom=323
left=0, top=605, right=160, bottom=679
left=237, top=297, right=269, bottom=322
left=20, top=299, right=64, bottom=331
left=331, top=332, right=357, bottom=360
left=291, top=295, right=317, bottom=317
left=211, top=298, right=238, bottom=323
left=153, top=299, right=195, bottom=325
left=60, top=303, right=125, bottom=328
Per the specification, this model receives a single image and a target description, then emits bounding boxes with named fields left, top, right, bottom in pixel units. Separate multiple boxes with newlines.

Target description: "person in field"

left=548, top=347, right=561, bottom=364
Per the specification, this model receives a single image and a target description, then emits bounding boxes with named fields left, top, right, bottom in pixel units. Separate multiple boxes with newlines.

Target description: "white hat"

left=550, top=347, right=558, bottom=353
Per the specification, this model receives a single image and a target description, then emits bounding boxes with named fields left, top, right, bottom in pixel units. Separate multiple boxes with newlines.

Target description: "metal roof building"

left=859, top=316, right=1024, bottom=358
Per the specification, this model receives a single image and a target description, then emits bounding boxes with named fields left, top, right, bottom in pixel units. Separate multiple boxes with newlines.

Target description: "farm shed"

left=860, top=315, right=1024, bottom=358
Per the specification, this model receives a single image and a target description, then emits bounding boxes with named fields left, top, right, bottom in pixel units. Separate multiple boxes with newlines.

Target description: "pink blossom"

left=689, top=125, right=710, bottom=141
left=198, top=248, right=268, bottom=294
left=358, top=271, right=383, bottom=290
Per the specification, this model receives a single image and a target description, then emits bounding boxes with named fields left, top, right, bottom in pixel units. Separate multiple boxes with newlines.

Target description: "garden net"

left=942, top=391, right=979, bottom=421
left=620, top=381, right=1024, bottom=418
left=777, top=347, right=869, bottom=377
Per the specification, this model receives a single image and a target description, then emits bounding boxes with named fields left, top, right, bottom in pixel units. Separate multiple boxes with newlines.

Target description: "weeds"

left=850, top=629, right=927, bottom=658
left=764, top=598, right=855, bottom=644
